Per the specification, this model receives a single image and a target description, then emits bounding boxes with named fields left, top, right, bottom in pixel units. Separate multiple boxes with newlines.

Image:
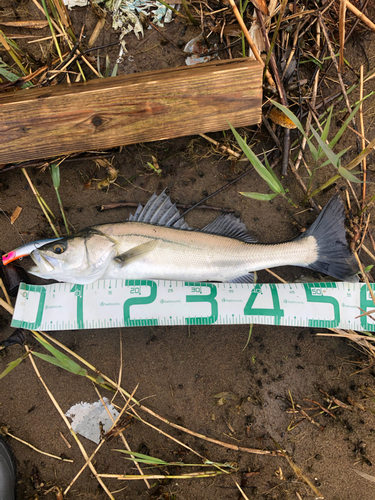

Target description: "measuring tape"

left=10, top=280, right=375, bottom=332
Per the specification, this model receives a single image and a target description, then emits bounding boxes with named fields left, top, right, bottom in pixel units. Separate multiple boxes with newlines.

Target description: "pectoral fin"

left=114, top=240, right=158, bottom=266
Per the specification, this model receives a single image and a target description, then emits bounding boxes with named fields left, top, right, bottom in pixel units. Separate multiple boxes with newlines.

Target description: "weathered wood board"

left=0, top=58, right=263, bottom=164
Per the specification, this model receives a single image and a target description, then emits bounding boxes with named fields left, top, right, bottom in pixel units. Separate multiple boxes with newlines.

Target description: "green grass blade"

left=51, top=163, right=60, bottom=189
left=239, top=192, right=279, bottom=201
left=338, top=166, right=363, bottom=183
left=310, top=127, right=340, bottom=168
left=33, top=351, right=88, bottom=376
left=0, top=357, right=24, bottom=380
left=264, top=154, right=285, bottom=191
left=321, top=107, right=333, bottom=144
left=328, top=101, right=361, bottom=149
left=34, top=334, right=87, bottom=375
left=229, top=124, right=283, bottom=193
left=115, top=449, right=170, bottom=465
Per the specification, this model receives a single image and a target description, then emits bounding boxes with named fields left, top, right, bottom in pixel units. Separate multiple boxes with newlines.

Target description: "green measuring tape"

left=11, top=280, right=374, bottom=332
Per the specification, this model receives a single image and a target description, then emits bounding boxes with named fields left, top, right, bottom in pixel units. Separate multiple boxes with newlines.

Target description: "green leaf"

left=34, top=335, right=87, bottom=376
left=115, top=449, right=170, bottom=465
left=264, top=154, right=285, bottom=193
left=270, top=100, right=319, bottom=159
left=0, top=357, right=23, bottom=380
left=321, top=107, right=333, bottom=144
left=338, top=166, right=363, bottom=183
left=229, top=124, right=282, bottom=193
left=240, top=192, right=279, bottom=201
left=363, top=265, right=374, bottom=273
left=310, top=127, right=340, bottom=168
left=50, top=164, right=60, bottom=189
left=329, top=101, right=362, bottom=149
left=32, top=352, right=88, bottom=376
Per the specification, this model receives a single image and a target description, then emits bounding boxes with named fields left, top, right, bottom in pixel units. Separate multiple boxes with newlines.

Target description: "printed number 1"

left=70, top=284, right=84, bottom=328
left=244, top=284, right=284, bottom=325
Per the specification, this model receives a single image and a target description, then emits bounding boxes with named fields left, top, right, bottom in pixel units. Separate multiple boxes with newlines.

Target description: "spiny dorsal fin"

left=128, top=190, right=191, bottom=230
left=202, top=213, right=257, bottom=243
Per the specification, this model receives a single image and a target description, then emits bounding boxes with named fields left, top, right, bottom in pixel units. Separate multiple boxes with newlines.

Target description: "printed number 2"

left=70, top=284, right=84, bottom=328
left=244, top=283, right=284, bottom=325
left=303, top=283, right=340, bottom=328
left=123, top=280, right=158, bottom=326
left=184, top=283, right=218, bottom=325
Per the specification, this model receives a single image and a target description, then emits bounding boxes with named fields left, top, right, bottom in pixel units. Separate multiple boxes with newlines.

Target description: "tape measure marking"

left=11, top=280, right=375, bottom=332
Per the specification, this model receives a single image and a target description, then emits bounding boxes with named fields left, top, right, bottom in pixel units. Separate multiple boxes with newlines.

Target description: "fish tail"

left=297, top=194, right=359, bottom=282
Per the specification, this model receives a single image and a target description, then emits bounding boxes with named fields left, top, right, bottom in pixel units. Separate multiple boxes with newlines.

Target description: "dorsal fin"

left=202, top=213, right=256, bottom=243
left=128, top=190, right=191, bottom=230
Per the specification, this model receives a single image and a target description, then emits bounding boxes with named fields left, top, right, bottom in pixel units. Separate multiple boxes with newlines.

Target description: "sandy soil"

left=1, top=1, right=375, bottom=499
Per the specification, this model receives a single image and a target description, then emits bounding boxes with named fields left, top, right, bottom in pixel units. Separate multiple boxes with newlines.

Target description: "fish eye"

left=53, top=243, right=65, bottom=254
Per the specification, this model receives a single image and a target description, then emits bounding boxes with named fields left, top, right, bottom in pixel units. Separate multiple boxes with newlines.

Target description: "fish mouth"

left=29, top=249, right=56, bottom=275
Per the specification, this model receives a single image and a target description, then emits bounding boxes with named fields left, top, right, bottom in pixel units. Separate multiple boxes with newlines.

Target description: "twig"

left=99, top=201, right=234, bottom=213
left=199, top=133, right=241, bottom=158
left=345, top=0, right=375, bottom=32
left=359, top=65, right=366, bottom=214
left=4, top=430, right=73, bottom=462
left=257, top=9, right=290, bottom=176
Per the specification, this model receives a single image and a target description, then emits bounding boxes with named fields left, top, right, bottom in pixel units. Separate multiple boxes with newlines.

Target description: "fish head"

left=29, top=229, right=117, bottom=284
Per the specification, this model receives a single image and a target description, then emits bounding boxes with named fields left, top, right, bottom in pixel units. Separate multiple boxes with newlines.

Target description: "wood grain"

left=0, top=58, right=263, bottom=164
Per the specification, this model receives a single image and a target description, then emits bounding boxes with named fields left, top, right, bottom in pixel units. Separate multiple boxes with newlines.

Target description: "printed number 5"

left=303, top=283, right=340, bottom=328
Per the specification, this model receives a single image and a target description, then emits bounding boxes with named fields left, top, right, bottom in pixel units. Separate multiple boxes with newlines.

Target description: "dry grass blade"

left=345, top=0, right=375, bottom=32
left=0, top=20, right=49, bottom=28
left=353, top=468, right=375, bottom=483
left=3, top=430, right=73, bottom=462
left=339, top=0, right=346, bottom=72
left=235, top=480, right=250, bottom=500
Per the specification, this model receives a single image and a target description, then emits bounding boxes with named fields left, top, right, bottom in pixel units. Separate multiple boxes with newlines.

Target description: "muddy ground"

left=1, top=1, right=375, bottom=499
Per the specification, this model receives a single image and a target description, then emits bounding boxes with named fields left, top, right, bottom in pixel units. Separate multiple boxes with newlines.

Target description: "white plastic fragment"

left=63, top=0, right=89, bottom=9
left=65, top=398, right=120, bottom=444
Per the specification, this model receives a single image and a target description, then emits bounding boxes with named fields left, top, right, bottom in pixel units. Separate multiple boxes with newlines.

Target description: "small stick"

left=199, top=133, right=241, bottom=158
left=227, top=0, right=274, bottom=86
left=4, top=430, right=73, bottom=462
left=256, top=9, right=290, bottom=176
left=59, top=431, right=71, bottom=449
left=265, top=268, right=287, bottom=283
left=0, top=278, right=11, bottom=307
left=99, top=201, right=235, bottom=213
left=345, top=0, right=375, bottom=32
left=149, top=21, right=179, bottom=49
left=93, top=385, right=151, bottom=489
left=359, top=65, right=367, bottom=213
left=339, top=0, right=346, bottom=72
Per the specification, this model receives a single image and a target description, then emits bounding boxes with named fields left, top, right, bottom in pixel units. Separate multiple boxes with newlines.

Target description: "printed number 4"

left=244, top=284, right=284, bottom=325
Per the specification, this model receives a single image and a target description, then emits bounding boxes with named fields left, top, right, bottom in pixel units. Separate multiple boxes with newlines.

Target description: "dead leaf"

left=251, top=0, right=269, bottom=16
left=0, top=20, right=49, bottom=29
left=268, top=107, right=297, bottom=129
left=10, top=206, right=22, bottom=224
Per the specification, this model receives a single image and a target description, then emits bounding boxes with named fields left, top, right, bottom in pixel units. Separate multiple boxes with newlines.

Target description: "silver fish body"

left=29, top=191, right=358, bottom=284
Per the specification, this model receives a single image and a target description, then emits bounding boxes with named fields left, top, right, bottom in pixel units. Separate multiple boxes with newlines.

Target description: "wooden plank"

left=0, top=58, right=263, bottom=164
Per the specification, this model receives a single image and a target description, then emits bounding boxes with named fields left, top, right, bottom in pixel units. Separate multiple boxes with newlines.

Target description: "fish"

left=16, top=191, right=358, bottom=284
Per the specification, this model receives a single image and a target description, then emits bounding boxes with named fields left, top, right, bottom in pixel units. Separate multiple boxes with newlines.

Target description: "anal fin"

left=228, top=273, right=254, bottom=284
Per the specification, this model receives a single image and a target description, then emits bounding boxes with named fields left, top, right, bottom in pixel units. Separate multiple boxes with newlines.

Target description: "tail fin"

left=297, top=195, right=359, bottom=282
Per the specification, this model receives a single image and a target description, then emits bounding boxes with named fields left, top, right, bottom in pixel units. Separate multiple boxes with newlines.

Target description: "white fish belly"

left=101, top=223, right=318, bottom=282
